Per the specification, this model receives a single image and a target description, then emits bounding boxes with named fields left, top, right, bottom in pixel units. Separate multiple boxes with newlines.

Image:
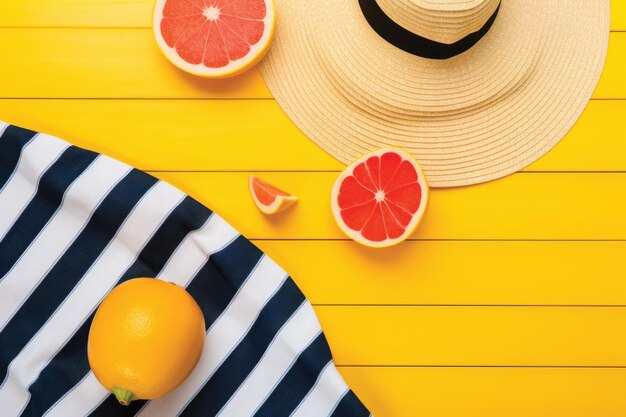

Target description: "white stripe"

left=217, top=303, right=322, bottom=417
left=0, top=156, right=130, bottom=329
left=0, top=181, right=185, bottom=416
left=0, top=134, right=69, bottom=240
left=136, top=256, right=288, bottom=417
left=157, top=214, right=240, bottom=284
left=46, top=373, right=106, bottom=417
left=290, top=363, right=350, bottom=417
left=0, top=121, right=9, bottom=136
left=44, top=214, right=241, bottom=417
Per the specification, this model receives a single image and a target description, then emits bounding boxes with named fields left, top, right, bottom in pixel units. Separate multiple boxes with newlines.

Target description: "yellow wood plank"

left=0, top=29, right=270, bottom=99
left=0, top=99, right=339, bottom=171
left=591, top=32, right=626, bottom=98
left=1, top=0, right=624, bottom=31
left=526, top=100, right=626, bottom=171
left=255, top=240, right=626, bottom=305
left=340, top=367, right=626, bottom=417
left=317, top=306, right=626, bottom=366
left=0, top=28, right=623, bottom=98
left=0, top=99, right=625, bottom=172
left=613, top=0, right=626, bottom=31
left=146, top=171, right=626, bottom=240
left=0, top=0, right=151, bottom=27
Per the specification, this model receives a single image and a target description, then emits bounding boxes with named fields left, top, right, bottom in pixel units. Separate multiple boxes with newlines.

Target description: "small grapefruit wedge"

left=153, top=0, right=275, bottom=78
left=250, top=176, right=298, bottom=215
left=331, top=148, right=429, bottom=248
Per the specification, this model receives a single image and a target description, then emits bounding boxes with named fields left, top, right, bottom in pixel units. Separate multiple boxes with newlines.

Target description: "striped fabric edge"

left=0, top=133, right=69, bottom=241
left=0, top=122, right=372, bottom=417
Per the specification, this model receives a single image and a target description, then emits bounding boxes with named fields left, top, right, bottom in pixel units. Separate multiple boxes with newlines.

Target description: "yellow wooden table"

left=2, top=2, right=626, bottom=415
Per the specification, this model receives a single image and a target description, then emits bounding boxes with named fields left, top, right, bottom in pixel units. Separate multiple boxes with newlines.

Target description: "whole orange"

left=88, top=278, right=205, bottom=405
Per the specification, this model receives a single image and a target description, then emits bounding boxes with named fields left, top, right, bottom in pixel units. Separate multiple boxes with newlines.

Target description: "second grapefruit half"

left=153, top=0, right=275, bottom=78
left=331, top=148, right=429, bottom=248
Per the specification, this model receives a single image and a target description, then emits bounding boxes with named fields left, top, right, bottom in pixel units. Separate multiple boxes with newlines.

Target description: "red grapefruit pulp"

left=153, top=0, right=275, bottom=78
left=331, top=148, right=429, bottom=247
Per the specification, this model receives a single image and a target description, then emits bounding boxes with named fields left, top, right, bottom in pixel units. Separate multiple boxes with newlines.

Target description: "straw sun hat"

left=259, top=0, right=610, bottom=187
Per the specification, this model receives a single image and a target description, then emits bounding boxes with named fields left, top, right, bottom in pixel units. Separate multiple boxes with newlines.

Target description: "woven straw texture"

left=260, top=0, right=610, bottom=187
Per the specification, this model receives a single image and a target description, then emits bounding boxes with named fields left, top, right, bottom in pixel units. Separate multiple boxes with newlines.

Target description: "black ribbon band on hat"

left=358, top=0, right=501, bottom=60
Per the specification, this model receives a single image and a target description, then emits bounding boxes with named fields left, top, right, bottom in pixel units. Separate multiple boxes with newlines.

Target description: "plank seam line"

left=249, top=238, right=626, bottom=242
left=0, top=26, right=152, bottom=29
left=311, top=304, right=626, bottom=308
left=519, top=171, right=626, bottom=174
left=0, top=98, right=622, bottom=102
left=1, top=26, right=623, bottom=31
left=335, top=365, right=626, bottom=369
left=0, top=97, right=276, bottom=101
left=146, top=170, right=626, bottom=174
left=149, top=170, right=343, bottom=173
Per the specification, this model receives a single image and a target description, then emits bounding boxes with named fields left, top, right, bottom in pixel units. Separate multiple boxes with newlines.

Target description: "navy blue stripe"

left=88, top=236, right=264, bottom=417
left=209, top=236, right=267, bottom=291
left=179, top=279, right=305, bottom=417
left=0, top=128, right=374, bottom=417
left=187, top=236, right=266, bottom=329
left=253, top=333, right=331, bottom=417
left=20, top=196, right=211, bottom=417
left=0, top=169, right=156, bottom=387
left=0, top=125, right=37, bottom=190
left=329, top=390, right=371, bottom=417
left=0, top=146, right=99, bottom=279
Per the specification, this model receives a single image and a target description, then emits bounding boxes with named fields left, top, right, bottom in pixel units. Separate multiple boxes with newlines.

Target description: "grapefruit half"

left=153, top=0, right=275, bottom=78
left=250, top=176, right=298, bottom=215
left=331, top=148, right=429, bottom=248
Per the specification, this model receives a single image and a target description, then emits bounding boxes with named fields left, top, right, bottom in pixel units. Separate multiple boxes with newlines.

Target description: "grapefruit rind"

left=152, top=0, right=276, bottom=78
left=249, top=176, right=298, bottom=215
left=331, top=148, right=429, bottom=248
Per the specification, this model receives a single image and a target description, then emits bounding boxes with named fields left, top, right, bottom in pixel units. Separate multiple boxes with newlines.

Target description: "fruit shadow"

left=258, top=203, right=299, bottom=226
left=346, top=239, right=419, bottom=266
left=170, top=65, right=265, bottom=96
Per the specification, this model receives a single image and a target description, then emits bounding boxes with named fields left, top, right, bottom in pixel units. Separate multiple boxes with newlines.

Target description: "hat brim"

left=259, top=0, right=610, bottom=187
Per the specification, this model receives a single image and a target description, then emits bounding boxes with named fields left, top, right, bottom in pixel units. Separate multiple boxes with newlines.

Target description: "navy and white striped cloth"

left=0, top=122, right=371, bottom=417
